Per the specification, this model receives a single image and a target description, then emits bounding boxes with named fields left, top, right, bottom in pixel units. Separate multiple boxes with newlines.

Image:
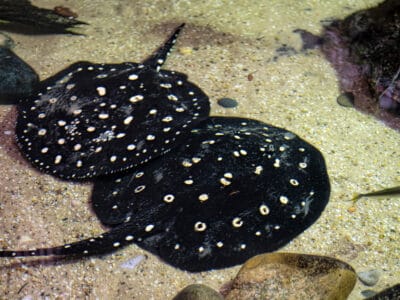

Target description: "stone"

left=173, top=284, right=223, bottom=300
left=224, top=252, right=356, bottom=300
left=358, top=269, right=380, bottom=286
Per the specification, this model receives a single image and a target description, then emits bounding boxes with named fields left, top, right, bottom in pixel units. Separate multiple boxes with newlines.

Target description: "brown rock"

left=173, top=284, right=224, bottom=300
left=225, top=252, right=356, bottom=300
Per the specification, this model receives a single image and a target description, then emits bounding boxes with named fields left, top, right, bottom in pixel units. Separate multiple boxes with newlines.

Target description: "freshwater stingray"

left=16, top=23, right=210, bottom=180
left=0, top=117, right=330, bottom=272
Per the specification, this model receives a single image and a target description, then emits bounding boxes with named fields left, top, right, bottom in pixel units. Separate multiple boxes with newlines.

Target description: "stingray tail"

left=0, top=222, right=140, bottom=258
left=143, top=23, right=185, bottom=71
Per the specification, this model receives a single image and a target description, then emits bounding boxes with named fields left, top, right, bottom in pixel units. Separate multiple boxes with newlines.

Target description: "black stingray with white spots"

left=0, top=117, right=330, bottom=272
left=16, top=24, right=210, bottom=180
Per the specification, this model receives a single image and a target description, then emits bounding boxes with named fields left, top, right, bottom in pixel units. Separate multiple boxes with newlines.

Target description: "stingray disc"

left=16, top=24, right=210, bottom=179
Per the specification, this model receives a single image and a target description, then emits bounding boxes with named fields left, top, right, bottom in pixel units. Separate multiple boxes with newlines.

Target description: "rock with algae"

left=224, top=252, right=356, bottom=300
left=173, top=284, right=223, bottom=300
left=321, top=0, right=400, bottom=131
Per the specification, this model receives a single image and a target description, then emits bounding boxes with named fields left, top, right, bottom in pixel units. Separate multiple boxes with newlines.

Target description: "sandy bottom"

left=1, top=0, right=398, bottom=299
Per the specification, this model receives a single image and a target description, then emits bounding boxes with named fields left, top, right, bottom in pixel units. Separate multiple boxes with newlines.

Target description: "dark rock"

left=321, top=0, right=400, bottom=131
left=224, top=252, right=356, bottom=300
left=0, top=34, right=39, bottom=104
left=217, top=97, right=238, bottom=108
left=173, top=284, right=223, bottom=300
left=0, top=34, right=38, bottom=104
left=336, top=92, right=355, bottom=108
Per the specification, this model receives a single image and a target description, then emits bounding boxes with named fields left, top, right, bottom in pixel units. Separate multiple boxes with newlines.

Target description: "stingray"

left=0, top=117, right=330, bottom=272
left=15, top=23, right=210, bottom=180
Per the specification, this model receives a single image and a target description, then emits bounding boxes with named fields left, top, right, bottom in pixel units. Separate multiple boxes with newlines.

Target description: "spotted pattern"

left=0, top=117, right=329, bottom=272
left=15, top=24, right=210, bottom=180
left=89, top=117, right=329, bottom=271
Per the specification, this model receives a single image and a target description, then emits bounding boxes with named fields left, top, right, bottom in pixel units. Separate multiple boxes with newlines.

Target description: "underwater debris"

left=352, top=186, right=400, bottom=202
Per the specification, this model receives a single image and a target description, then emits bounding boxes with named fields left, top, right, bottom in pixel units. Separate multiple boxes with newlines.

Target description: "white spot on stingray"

left=163, top=194, right=175, bottom=203
left=96, top=86, right=106, bottom=96
left=57, top=138, right=65, bottom=145
left=110, top=155, right=117, bottom=162
left=290, top=179, right=299, bottom=186
left=38, top=128, right=47, bottom=136
left=123, top=116, right=133, bottom=125
left=38, top=113, right=46, bottom=119
left=239, top=149, right=247, bottom=156
left=220, top=178, right=231, bottom=186
left=184, top=179, right=193, bottom=185
left=299, top=162, right=307, bottom=169
left=194, top=221, right=207, bottom=232
left=129, top=95, right=144, bottom=103
left=128, top=74, right=138, bottom=80
left=98, top=113, right=109, bottom=119
left=125, top=235, right=134, bottom=241
left=232, top=217, right=243, bottom=228
left=76, top=160, right=83, bottom=168
left=145, top=224, right=154, bottom=232
left=72, top=109, right=82, bottom=115
left=216, top=242, right=224, bottom=248
left=149, top=109, right=157, bottom=115
left=168, top=94, right=178, bottom=101
left=87, top=126, right=96, bottom=132
left=146, top=134, right=155, bottom=141
left=224, top=172, right=233, bottom=179
left=134, top=185, right=146, bottom=193
left=127, top=144, right=136, bottom=151
left=160, top=83, right=172, bottom=88
left=41, top=147, right=48, bottom=154
left=198, top=194, right=209, bottom=202
left=54, top=155, right=62, bottom=164
left=113, top=242, right=120, bottom=247
left=162, top=116, right=173, bottom=122
left=254, top=165, right=263, bottom=175
left=95, top=146, right=102, bottom=153
left=280, top=196, right=289, bottom=205
left=57, top=120, right=66, bottom=127
left=192, top=157, right=201, bottom=163
left=182, top=160, right=192, bottom=167
left=273, top=159, right=280, bottom=168
left=259, top=204, right=270, bottom=215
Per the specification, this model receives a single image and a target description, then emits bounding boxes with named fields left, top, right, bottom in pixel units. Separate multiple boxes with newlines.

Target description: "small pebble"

left=337, top=92, right=355, bottom=107
left=358, top=269, right=380, bottom=286
left=217, top=98, right=238, bottom=108
left=361, top=289, right=377, bottom=298
left=179, top=46, right=193, bottom=55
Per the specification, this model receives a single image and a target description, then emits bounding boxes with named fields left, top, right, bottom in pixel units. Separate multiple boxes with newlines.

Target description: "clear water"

left=0, top=1, right=398, bottom=299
